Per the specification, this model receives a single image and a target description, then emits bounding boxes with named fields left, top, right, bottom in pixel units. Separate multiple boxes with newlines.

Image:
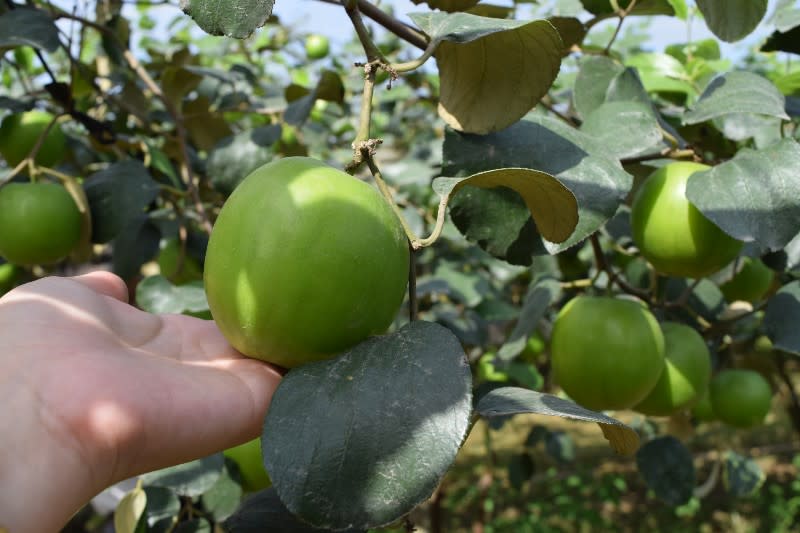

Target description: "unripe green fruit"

left=634, top=322, right=711, bottom=416
left=0, top=111, right=67, bottom=167
left=305, top=34, right=330, bottom=59
left=0, top=262, right=21, bottom=296
left=709, top=369, right=772, bottom=428
left=720, top=257, right=774, bottom=303
left=631, top=162, right=743, bottom=279
left=551, top=296, right=665, bottom=411
left=204, top=157, right=409, bottom=368
left=691, top=391, right=716, bottom=422
left=0, top=183, right=82, bottom=265
left=157, top=239, right=203, bottom=285
left=223, top=438, right=272, bottom=492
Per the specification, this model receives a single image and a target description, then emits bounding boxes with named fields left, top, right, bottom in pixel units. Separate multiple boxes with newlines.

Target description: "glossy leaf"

left=262, top=321, right=472, bottom=530
left=685, top=139, right=800, bottom=251
left=476, top=387, right=640, bottom=455
left=410, top=12, right=562, bottom=134
left=763, top=281, right=800, bottom=356
left=683, top=72, right=789, bottom=125
left=433, top=168, right=579, bottom=244
left=696, top=0, right=767, bottom=42
left=141, top=455, right=225, bottom=498
left=636, top=437, right=695, bottom=506
left=180, top=0, right=274, bottom=38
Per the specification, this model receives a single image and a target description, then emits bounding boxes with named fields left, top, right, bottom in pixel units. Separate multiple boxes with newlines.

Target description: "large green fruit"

left=204, top=157, right=409, bottom=368
left=709, top=369, right=772, bottom=428
left=224, top=438, right=272, bottom=492
left=634, top=322, right=711, bottom=416
left=0, top=111, right=67, bottom=167
left=551, top=296, right=665, bottom=411
left=720, top=257, right=774, bottom=303
left=305, top=34, right=330, bottom=59
left=0, top=182, right=82, bottom=265
left=631, top=162, right=743, bottom=278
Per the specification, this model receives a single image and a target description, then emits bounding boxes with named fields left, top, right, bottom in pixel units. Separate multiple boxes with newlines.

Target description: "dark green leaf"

left=761, top=26, right=800, bottom=55
left=476, top=387, right=639, bottom=455
left=636, top=436, right=695, bottom=506
left=683, top=72, right=789, bottom=124
left=111, top=215, right=160, bottom=281
left=580, top=0, right=675, bottom=16
left=0, top=7, right=60, bottom=52
left=142, top=487, right=180, bottom=530
left=83, top=160, right=159, bottom=244
left=498, top=277, right=561, bottom=361
left=443, top=114, right=632, bottom=262
left=224, top=488, right=365, bottom=533
left=206, top=125, right=280, bottom=195
left=202, top=461, right=244, bottom=521
left=685, top=139, right=800, bottom=251
left=665, top=278, right=725, bottom=322
left=763, top=281, right=800, bottom=356
left=696, top=0, right=767, bottom=42
left=262, top=321, right=472, bottom=530
left=545, top=431, right=575, bottom=463
left=508, top=453, right=535, bottom=489
left=432, top=262, right=490, bottom=307
left=723, top=451, right=765, bottom=497
left=411, top=0, right=480, bottom=11
left=179, top=0, right=274, bottom=38
left=141, top=454, right=225, bottom=498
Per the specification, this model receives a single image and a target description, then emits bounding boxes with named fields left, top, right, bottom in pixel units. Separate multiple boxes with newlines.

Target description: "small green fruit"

left=305, top=34, right=330, bottom=59
left=709, top=369, right=772, bottom=428
left=0, top=111, right=67, bottom=167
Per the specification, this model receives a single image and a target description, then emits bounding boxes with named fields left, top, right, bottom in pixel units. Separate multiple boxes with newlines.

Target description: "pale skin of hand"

left=0, top=272, right=282, bottom=533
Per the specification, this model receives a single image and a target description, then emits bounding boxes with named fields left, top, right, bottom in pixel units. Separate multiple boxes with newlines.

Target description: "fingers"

left=70, top=271, right=129, bottom=303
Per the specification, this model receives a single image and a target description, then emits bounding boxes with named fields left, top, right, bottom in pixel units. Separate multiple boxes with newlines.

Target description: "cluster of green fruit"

left=550, top=295, right=772, bottom=428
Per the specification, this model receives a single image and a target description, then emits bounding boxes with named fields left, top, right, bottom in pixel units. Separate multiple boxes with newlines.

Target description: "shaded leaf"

left=723, top=451, right=765, bottom=497
left=498, top=277, right=561, bottom=361
left=411, top=0, right=480, bottom=11
left=224, top=488, right=365, bottom=533
left=0, top=7, right=60, bottom=52
left=548, top=17, right=586, bottom=53
left=434, top=168, right=579, bottom=244
left=476, top=387, right=640, bottom=455
left=580, top=0, right=675, bottom=16
left=410, top=12, right=562, bottom=134
left=636, top=436, right=695, bottom=506
left=180, top=0, right=274, bottom=38
left=685, top=139, right=800, bottom=251
left=141, top=455, right=225, bottom=498
left=111, top=215, right=160, bottom=281
left=202, top=461, right=244, bottom=521
left=761, top=26, right=800, bottom=55
left=696, top=0, right=767, bottom=42
left=763, top=281, right=800, bottom=356
left=263, top=321, right=472, bottom=530
left=683, top=72, right=789, bottom=125
left=206, top=125, right=281, bottom=195
left=573, top=55, right=625, bottom=120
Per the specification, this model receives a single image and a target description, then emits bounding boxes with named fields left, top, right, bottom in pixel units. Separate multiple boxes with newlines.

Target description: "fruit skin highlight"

left=631, top=162, right=743, bottom=279
left=204, top=157, right=409, bottom=368
left=0, top=183, right=82, bottom=265
left=634, top=322, right=711, bottom=417
left=0, top=111, right=67, bottom=168
left=551, top=296, right=665, bottom=411
left=709, top=369, right=772, bottom=428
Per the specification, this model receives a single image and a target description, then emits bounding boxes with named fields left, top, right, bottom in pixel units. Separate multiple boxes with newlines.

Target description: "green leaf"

left=114, top=484, right=147, bottom=533
left=432, top=262, right=490, bottom=307
left=683, top=72, right=789, bottom=125
left=580, top=101, right=663, bottom=159
left=179, top=0, right=274, bottom=38
left=769, top=0, right=800, bottom=33
left=580, top=0, right=676, bottom=15
left=497, top=277, right=561, bottom=361
left=763, top=281, right=800, bottom=356
left=443, top=114, right=632, bottom=263
left=723, top=451, right=765, bottom=497
left=141, top=454, right=225, bottom=497
left=434, top=168, right=579, bottom=244
left=136, top=276, right=210, bottom=315
left=83, top=160, right=159, bottom=244
left=625, top=53, right=694, bottom=95
left=573, top=55, right=625, bottom=120
left=548, top=16, right=587, bottom=53
left=476, top=387, right=640, bottom=455
left=111, top=215, right=161, bottom=281
left=685, top=139, right=800, bottom=251
left=696, top=0, right=768, bottom=42
left=206, top=125, right=281, bottom=195
left=262, top=321, right=472, bottom=530
left=636, top=436, right=695, bottom=506
left=761, top=26, right=800, bottom=55
left=0, top=7, right=60, bottom=52
left=410, top=12, right=562, bottom=134
left=142, top=487, right=180, bottom=530
left=202, top=461, right=244, bottom=521
left=224, top=488, right=365, bottom=533
left=411, top=0, right=480, bottom=11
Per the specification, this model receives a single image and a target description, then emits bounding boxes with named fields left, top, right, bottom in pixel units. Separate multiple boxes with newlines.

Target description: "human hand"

left=0, top=272, right=282, bottom=533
